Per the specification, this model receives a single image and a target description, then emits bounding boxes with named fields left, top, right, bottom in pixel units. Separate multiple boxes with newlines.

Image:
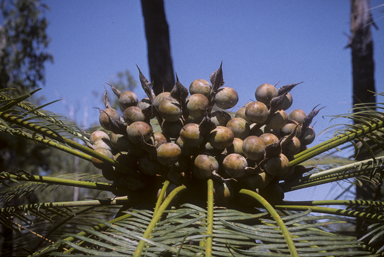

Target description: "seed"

left=223, top=153, right=247, bottom=178
left=153, top=92, right=171, bottom=111
left=126, top=121, right=153, bottom=145
left=161, top=119, right=183, bottom=138
left=226, top=117, right=250, bottom=140
left=259, top=133, right=279, bottom=146
left=189, top=79, right=211, bottom=98
left=179, top=123, right=204, bottom=147
left=282, top=92, right=293, bottom=110
left=264, top=153, right=289, bottom=176
left=227, top=138, right=244, bottom=155
left=193, top=154, right=219, bottom=179
left=101, top=166, right=123, bottom=181
left=156, top=142, right=181, bottom=165
left=245, top=101, right=269, bottom=124
left=246, top=172, right=274, bottom=189
left=211, top=110, right=232, bottom=126
left=91, top=148, right=113, bottom=169
left=99, top=108, right=121, bottom=131
left=242, top=136, right=265, bottom=161
left=255, top=83, right=278, bottom=107
left=158, top=99, right=182, bottom=122
left=209, top=126, right=235, bottom=149
left=301, top=126, right=316, bottom=145
left=90, top=130, right=110, bottom=143
left=186, top=93, right=209, bottom=119
left=288, top=109, right=306, bottom=125
left=118, top=90, right=138, bottom=112
left=123, top=106, right=146, bottom=125
left=214, top=87, right=239, bottom=109
left=266, top=110, right=288, bottom=130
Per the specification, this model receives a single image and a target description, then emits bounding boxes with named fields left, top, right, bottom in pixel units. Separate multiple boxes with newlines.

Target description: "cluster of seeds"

left=90, top=65, right=322, bottom=204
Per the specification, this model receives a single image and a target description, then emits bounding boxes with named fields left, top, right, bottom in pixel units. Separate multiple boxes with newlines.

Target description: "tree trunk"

left=350, top=0, right=381, bottom=241
left=350, top=0, right=376, bottom=107
left=141, top=0, right=175, bottom=95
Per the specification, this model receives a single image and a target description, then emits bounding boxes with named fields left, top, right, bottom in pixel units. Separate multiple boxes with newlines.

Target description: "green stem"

left=290, top=119, right=384, bottom=166
left=280, top=168, right=373, bottom=192
left=0, top=125, right=93, bottom=162
left=0, top=112, right=118, bottom=167
left=282, top=156, right=384, bottom=192
left=1, top=197, right=129, bottom=214
left=134, top=185, right=186, bottom=257
left=275, top=205, right=384, bottom=221
left=239, top=189, right=299, bottom=257
left=282, top=200, right=384, bottom=207
left=0, top=172, right=114, bottom=191
left=154, top=180, right=169, bottom=215
left=205, top=179, right=214, bottom=257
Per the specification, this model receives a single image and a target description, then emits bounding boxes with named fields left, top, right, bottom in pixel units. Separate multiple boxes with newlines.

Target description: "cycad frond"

left=0, top=89, right=89, bottom=142
left=33, top=180, right=380, bottom=256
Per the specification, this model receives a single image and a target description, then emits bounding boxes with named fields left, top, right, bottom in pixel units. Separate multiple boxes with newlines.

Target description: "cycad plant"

left=0, top=64, right=383, bottom=256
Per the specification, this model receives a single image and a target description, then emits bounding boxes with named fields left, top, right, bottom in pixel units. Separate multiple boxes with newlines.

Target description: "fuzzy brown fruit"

left=209, top=126, right=235, bottom=149
left=179, top=123, right=204, bottom=147
left=156, top=142, right=181, bottom=166
left=189, top=79, right=211, bottom=98
left=242, top=136, right=265, bottom=161
left=214, top=87, right=239, bottom=109
left=245, top=101, right=269, bottom=124
left=126, top=121, right=153, bottom=144
left=264, top=153, right=289, bottom=176
left=255, top=83, right=278, bottom=107
left=193, top=154, right=219, bottom=179
left=226, top=117, right=250, bottom=140
left=223, top=153, right=247, bottom=178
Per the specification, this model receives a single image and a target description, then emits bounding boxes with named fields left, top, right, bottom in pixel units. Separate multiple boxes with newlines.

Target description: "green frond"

left=281, top=156, right=384, bottom=192
left=0, top=89, right=89, bottom=142
left=0, top=171, right=113, bottom=204
left=291, top=99, right=384, bottom=167
left=29, top=180, right=382, bottom=256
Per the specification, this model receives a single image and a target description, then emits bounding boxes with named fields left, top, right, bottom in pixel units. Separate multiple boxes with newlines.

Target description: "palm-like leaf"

left=1, top=88, right=384, bottom=256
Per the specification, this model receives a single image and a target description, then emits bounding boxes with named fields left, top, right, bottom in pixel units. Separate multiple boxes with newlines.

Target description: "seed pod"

left=259, top=133, right=279, bottom=147
left=189, top=79, right=211, bottom=97
left=110, top=133, right=145, bottom=157
left=226, top=117, right=250, bottom=140
left=93, top=138, right=112, bottom=151
left=242, top=136, right=265, bottom=161
left=118, top=91, right=138, bottom=112
left=91, top=148, right=113, bottom=169
left=153, top=92, right=172, bottom=111
left=280, top=120, right=301, bottom=138
left=99, top=108, right=121, bottom=131
left=245, top=101, right=269, bottom=124
left=227, top=138, right=244, bottom=155
left=281, top=136, right=301, bottom=157
left=153, top=131, right=168, bottom=147
left=156, top=142, right=181, bottom=166
left=186, top=93, right=209, bottom=119
left=214, top=87, right=239, bottom=109
left=255, top=83, right=278, bottom=107
left=223, top=153, right=247, bottom=178
left=158, top=99, right=182, bottom=122
left=211, top=110, right=232, bottom=126
left=126, top=121, right=153, bottom=145
left=193, top=154, right=219, bottom=179
left=235, top=106, right=248, bottom=121
left=263, top=153, right=289, bottom=176
left=123, top=106, right=146, bottom=125
left=300, top=126, right=315, bottom=145
left=288, top=109, right=306, bottom=126
left=282, top=93, right=293, bottom=110
left=180, top=123, right=204, bottom=147
left=266, top=110, right=288, bottom=130
left=209, top=126, right=234, bottom=149
left=90, top=130, right=110, bottom=143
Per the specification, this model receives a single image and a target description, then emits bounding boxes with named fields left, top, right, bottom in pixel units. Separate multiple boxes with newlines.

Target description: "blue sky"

left=38, top=1, right=384, bottom=200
